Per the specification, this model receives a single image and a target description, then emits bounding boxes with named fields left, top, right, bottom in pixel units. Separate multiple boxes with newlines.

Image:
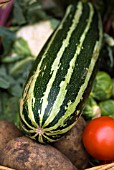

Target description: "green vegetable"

left=90, top=71, right=113, bottom=101
left=112, top=79, right=114, bottom=98
left=0, top=28, right=34, bottom=126
left=99, top=99, right=114, bottom=117
left=20, top=1, right=103, bottom=143
left=0, top=27, right=15, bottom=55
left=13, top=0, right=48, bottom=25
left=82, top=97, right=101, bottom=121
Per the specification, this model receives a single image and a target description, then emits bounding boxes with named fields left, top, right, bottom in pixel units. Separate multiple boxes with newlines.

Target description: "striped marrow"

left=20, top=1, right=103, bottom=143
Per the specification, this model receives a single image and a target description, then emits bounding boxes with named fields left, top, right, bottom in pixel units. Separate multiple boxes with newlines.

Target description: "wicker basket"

left=0, top=166, right=15, bottom=170
left=85, top=162, right=114, bottom=170
left=0, top=162, right=114, bottom=170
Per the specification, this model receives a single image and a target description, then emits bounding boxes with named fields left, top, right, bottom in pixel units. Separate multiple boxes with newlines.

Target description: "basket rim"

left=85, top=162, right=114, bottom=170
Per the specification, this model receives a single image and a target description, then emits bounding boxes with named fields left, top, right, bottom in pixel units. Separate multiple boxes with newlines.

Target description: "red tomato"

left=82, top=116, right=114, bottom=160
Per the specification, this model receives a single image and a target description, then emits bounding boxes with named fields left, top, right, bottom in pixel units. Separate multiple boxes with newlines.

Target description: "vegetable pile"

left=0, top=0, right=114, bottom=169
left=82, top=71, right=114, bottom=120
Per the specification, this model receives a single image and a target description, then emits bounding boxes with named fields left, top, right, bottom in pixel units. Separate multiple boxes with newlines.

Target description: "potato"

left=0, top=120, right=22, bottom=150
left=53, top=116, right=89, bottom=169
left=0, top=136, right=77, bottom=170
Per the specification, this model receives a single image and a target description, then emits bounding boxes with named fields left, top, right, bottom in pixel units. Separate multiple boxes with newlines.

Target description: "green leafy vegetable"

left=12, top=0, right=48, bottom=25
left=90, top=71, right=113, bottom=101
left=99, top=99, right=114, bottom=117
left=112, top=79, right=114, bottom=98
left=82, top=97, right=101, bottom=121
left=0, top=27, right=15, bottom=55
left=0, top=34, right=34, bottom=125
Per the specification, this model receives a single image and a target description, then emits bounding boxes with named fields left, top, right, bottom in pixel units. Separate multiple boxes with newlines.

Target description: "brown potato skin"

left=0, top=120, right=22, bottom=150
left=0, top=136, right=77, bottom=170
left=53, top=116, right=89, bottom=170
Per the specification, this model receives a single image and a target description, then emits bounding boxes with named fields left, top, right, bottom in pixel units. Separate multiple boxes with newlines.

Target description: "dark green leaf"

left=2, top=55, right=25, bottom=63
left=13, top=1, right=26, bottom=25
left=0, top=77, right=10, bottom=89
left=0, top=92, right=20, bottom=126
left=8, top=84, right=22, bottom=97
left=0, top=66, right=15, bottom=89
left=13, top=37, right=32, bottom=56
left=0, top=27, right=16, bottom=55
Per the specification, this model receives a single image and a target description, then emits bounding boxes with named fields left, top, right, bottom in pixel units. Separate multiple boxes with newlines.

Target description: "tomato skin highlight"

left=82, top=116, right=114, bottom=160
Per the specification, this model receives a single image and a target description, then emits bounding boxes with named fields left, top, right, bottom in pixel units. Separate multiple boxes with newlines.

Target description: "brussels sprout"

left=112, top=79, right=114, bottom=99
left=99, top=99, right=114, bottom=117
left=82, top=97, right=101, bottom=121
left=90, top=71, right=113, bottom=101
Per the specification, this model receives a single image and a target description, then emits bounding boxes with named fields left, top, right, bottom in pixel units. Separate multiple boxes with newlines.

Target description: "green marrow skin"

left=20, top=1, right=103, bottom=143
